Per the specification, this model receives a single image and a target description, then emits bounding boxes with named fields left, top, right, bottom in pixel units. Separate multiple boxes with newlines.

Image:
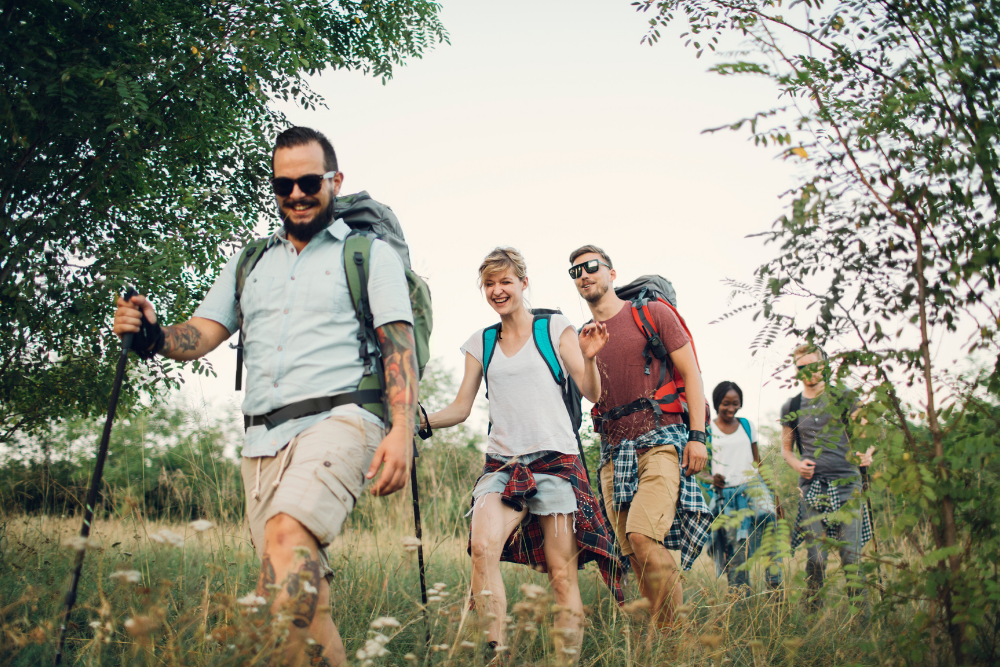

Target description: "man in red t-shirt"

left=569, top=245, right=708, bottom=629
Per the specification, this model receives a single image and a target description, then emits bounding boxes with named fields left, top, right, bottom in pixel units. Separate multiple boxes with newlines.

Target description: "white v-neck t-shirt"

left=461, top=314, right=579, bottom=458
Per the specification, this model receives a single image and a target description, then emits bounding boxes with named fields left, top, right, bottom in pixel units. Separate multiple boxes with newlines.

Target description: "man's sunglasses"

left=271, top=171, right=337, bottom=197
left=796, top=362, right=822, bottom=371
left=568, top=259, right=611, bottom=279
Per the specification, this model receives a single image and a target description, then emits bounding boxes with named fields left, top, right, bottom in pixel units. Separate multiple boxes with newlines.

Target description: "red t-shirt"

left=595, top=300, right=691, bottom=445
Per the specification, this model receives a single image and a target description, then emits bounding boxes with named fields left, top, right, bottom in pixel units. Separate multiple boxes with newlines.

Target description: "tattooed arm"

left=365, top=320, right=419, bottom=496
left=113, top=295, right=230, bottom=361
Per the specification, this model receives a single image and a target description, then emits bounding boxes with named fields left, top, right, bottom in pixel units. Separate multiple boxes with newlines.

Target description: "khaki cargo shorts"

left=599, top=445, right=681, bottom=557
left=241, top=412, right=384, bottom=579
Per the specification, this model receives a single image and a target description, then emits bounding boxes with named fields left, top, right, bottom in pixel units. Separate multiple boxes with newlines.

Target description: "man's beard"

left=281, top=197, right=335, bottom=243
left=581, top=279, right=610, bottom=303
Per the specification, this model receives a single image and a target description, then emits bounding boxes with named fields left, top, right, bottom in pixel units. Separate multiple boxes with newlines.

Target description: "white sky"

left=180, top=0, right=813, bottom=435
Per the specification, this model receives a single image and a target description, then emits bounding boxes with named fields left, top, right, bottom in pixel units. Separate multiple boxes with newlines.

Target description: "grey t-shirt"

left=780, top=389, right=859, bottom=487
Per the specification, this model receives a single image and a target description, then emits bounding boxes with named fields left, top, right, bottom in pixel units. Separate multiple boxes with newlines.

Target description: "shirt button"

left=273, top=382, right=278, bottom=388
left=323, top=461, right=331, bottom=467
left=291, top=276, right=296, bottom=281
left=325, top=270, right=330, bottom=275
left=283, top=309, right=289, bottom=314
left=277, top=346, right=282, bottom=351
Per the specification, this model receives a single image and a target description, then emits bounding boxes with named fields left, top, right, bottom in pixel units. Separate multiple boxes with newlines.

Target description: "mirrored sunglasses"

left=568, top=259, right=611, bottom=279
left=271, top=171, right=337, bottom=197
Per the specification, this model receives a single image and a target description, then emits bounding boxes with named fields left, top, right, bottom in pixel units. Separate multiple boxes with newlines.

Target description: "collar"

left=269, top=218, right=352, bottom=249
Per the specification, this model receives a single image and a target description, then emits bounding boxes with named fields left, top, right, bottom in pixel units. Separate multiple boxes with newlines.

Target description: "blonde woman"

left=424, top=247, right=622, bottom=663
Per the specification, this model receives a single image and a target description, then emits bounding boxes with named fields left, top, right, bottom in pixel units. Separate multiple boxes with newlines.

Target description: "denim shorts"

left=471, top=451, right=578, bottom=516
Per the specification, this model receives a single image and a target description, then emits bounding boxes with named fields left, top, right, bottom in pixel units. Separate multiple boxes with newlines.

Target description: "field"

left=0, top=433, right=901, bottom=667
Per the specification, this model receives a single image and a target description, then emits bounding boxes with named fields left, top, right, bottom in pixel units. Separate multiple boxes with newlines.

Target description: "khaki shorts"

left=241, top=413, right=384, bottom=578
left=599, top=445, right=680, bottom=557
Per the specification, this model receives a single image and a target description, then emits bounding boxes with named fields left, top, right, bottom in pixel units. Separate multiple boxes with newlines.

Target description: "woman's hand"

left=712, top=473, right=726, bottom=489
left=578, top=322, right=609, bottom=360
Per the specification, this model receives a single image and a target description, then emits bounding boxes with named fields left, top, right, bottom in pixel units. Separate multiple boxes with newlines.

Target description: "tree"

left=0, top=0, right=447, bottom=442
left=635, top=1, right=1000, bottom=664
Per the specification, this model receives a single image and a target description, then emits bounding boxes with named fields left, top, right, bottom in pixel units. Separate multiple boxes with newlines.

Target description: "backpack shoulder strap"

left=481, top=323, right=502, bottom=381
left=343, top=231, right=378, bottom=371
left=789, top=392, right=803, bottom=455
left=737, top=417, right=754, bottom=444
left=233, top=236, right=273, bottom=390
left=531, top=313, right=565, bottom=386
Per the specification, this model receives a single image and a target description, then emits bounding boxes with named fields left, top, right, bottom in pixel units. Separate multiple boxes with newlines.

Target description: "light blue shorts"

left=471, top=451, right=578, bottom=516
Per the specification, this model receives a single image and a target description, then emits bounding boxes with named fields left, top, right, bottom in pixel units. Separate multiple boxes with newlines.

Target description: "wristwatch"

left=688, top=429, right=707, bottom=444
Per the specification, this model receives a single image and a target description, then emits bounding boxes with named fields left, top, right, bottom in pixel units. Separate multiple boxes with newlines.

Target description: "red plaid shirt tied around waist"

left=468, top=452, right=625, bottom=605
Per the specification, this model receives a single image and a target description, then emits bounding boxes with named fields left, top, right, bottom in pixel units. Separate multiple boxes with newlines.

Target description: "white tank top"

left=461, top=314, right=579, bottom=457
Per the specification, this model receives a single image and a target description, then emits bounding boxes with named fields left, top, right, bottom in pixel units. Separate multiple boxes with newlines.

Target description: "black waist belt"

left=244, top=390, right=382, bottom=431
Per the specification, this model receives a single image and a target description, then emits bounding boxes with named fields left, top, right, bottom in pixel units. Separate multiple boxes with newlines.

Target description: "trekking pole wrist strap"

left=417, top=403, right=432, bottom=440
left=132, top=320, right=164, bottom=360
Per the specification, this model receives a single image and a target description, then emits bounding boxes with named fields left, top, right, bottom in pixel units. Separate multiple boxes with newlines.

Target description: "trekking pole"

left=860, top=465, right=883, bottom=599
left=53, top=287, right=138, bottom=667
left=410, top=439, right=430, bottom=646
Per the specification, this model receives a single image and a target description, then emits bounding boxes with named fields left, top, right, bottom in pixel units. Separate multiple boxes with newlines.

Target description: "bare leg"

left=628, top=533, right=682, bottom=631
left=258, top=513, right=343, bottom=666
left=538, top=514, right=583, bottom=665
left=469, top=494, right=528, bottom=646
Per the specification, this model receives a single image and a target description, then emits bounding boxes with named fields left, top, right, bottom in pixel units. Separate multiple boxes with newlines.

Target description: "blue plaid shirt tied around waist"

left=791, top=475, right=872, bottom=551
left=600, top=424, right=713, bottom=571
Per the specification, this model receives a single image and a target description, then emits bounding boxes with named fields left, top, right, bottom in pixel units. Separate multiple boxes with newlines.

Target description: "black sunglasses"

left=796, top=362, right=822, bottom=371
left=568, top=259, right=611, bottom=279
left=271, top=171, right=337, bottom=197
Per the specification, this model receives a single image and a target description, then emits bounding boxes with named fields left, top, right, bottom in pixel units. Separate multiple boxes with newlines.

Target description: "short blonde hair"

left=478, top=247, right=527, bottom=288
left=792, top=343, right=823, bottom=360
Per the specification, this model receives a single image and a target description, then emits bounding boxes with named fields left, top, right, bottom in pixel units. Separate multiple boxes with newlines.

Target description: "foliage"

left=635, top=0, right=1000, bottom=664
left=0, top=0, right=448, bottom=443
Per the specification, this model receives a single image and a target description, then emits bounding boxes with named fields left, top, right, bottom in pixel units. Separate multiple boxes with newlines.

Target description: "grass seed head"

left=401, top=536, right=422, bottom=552
left=700, top=632, right=724, bottom=648
left=189, top=519, right=214, bottom=532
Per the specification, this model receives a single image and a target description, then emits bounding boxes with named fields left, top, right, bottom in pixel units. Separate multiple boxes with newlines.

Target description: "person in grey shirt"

left=780, top=344, right=874, bottom=606
left=113, top=127, right=417, bottom=666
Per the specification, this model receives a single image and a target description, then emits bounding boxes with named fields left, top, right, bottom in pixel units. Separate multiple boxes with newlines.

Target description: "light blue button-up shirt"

left=194, top=218, right=413, bottom=458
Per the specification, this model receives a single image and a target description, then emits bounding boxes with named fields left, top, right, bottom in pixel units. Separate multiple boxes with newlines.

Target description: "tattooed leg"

left=263, top=513, right=345, bottom=666
left=285, top=556, right=322, bottom=629
left=257, top=555, right=276, bottom=597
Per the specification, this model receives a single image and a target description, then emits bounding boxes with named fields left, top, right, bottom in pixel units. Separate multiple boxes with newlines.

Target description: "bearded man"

left=113, top=126, right=417, bottom=666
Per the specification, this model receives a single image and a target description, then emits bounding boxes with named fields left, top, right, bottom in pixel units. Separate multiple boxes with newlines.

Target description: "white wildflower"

left=494, top=645, right=509, bottom=652
left=373, top=634, right=390, bottom=645
left=62, top=536, right=99, bottom=551
left=432, top=582, right=447, bottom=591
left=356, top=649, right=368, bottom=660
left=189, top=519, right=214, bottom=532
left=427, top=595, right=442, bottom=603
left=109, top=570, right=142, bottom=584
left=404, top=653, right=417, bottom=662
left=479, top=589, right=493, bottom=597
left=89, top=621, right=101, bottom=629
left=460, top=640, right=475, bottom=649
left=370, top=616, right=400, bottom=629
left=432, top=644, right=450, bottom=652
left=149, top=528, right=184, bottom=547
left=562, top=647, right=579, bottom=655
left=400, top=536, right=422, bottom=552
left=236, top=593, right=266, bottom=613
left=520, top=583, right=545, bottom=599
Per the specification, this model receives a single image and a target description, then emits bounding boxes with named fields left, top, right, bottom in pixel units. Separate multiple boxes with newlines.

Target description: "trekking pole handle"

left=121, top=286, right=139, bottom=352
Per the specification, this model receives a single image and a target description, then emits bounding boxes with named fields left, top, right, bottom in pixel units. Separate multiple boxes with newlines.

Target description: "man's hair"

left=569, top=245, right=613, bottom=268
left=272, top=126, right=338, bottom=173
left=792, top=343, right=827, bottom=360
left=712, top=381, right=743, bottom=412
left=478, top=247, right=527, bottom=289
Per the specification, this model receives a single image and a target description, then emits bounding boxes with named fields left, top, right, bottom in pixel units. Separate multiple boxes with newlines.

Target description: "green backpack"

left=231, top=191, right=432, bottom=423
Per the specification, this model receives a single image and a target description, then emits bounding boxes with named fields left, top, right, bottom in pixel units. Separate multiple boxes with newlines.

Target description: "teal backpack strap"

left=738, top=417, right=754, bottom=444
left=233, top=237, right=273, bottom=390
left=481, top=324, right=502, bottom=393
left=531, top=314, right=566, bottom=386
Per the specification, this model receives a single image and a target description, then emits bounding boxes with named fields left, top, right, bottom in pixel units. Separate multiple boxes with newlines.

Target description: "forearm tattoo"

left=162, top=322, right=202, bottom=356
left=376, top=321, right=419, bottom=431
left=286, top=555, right=322, bottom=629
